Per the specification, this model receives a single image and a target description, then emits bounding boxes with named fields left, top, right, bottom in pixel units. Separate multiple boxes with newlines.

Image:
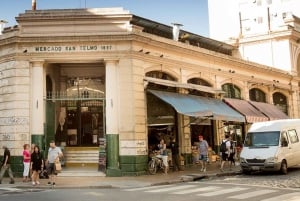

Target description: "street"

left=2, top=175, right=300, bottom=201
left=2, top=167, right=300, bottom=201
left=0, top=182, right=300, bottom=201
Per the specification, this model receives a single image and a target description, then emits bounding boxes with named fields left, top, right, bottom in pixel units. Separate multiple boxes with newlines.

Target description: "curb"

left=0, top=170, right=242, bottom=190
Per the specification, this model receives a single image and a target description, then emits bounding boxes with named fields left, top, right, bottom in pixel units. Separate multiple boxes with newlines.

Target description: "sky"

left=0, top=0, right=209, bottom=37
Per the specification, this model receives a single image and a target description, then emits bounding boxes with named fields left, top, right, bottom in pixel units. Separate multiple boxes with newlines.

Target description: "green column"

left=106, top=134, right=122, bottom=176
left=31, top=135, right=44, bottom=150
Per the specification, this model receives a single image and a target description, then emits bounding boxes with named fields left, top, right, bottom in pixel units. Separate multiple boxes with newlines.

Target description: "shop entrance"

left=59, top=100, right=105, bottom=146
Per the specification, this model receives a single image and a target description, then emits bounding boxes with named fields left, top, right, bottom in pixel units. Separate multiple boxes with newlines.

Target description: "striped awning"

left=223, top=98, right=268, bottom=123
left=249, top=101, right=289, bottom=120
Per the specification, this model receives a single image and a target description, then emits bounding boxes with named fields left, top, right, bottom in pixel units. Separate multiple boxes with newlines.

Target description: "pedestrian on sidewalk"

left=198, top=135, right=209, bottom=172
left=228, top=139, right=236, bottom=169
left=220, top=134, right=231, bottom=172
left=30, top=145, right=44, bottom=186
left=0, top=146, right=15, bottom=184
left=156, top=139, right=168, bottom=174
left=46, top=140, right=63, bottom=187
left=22, top=144, right=31, bottom=182
left=169, top=137, right=181, bottom=171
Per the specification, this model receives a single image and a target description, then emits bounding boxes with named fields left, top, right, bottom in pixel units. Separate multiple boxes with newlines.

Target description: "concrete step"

left=58, top=167, right=106, bottom=177
left=63, top=147, right=99, bottom=166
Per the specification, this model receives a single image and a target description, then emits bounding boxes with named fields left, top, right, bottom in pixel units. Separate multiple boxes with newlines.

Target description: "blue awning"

left=148, top=90, right=245, bottom=122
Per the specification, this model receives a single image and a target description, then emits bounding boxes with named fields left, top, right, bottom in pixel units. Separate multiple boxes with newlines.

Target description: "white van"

left=240, top=119, right=300, bottom=174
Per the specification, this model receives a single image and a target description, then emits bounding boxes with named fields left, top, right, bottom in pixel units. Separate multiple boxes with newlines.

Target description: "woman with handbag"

left=30, top=145, right=43, bottom=186
left=46, top=140, right=63, bottom=187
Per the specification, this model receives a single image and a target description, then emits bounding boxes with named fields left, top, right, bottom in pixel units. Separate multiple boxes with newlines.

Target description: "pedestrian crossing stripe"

left=260, top=192, right=300, bottom=201
left=123, top=184, right=300, bottom=201
left=199, top=187, right=248, bottom=196
left=145, top=185, right=196, bottom=193
left=124, top=185, right=176, bottom=192
left=172, top=186, right=221, bottom=194
left=228, top=189, right=277, bottom=199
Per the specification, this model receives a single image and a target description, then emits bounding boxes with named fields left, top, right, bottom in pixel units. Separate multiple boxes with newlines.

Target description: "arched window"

left=249, top=88, right=266, bottom=102
left=187, top=78, right=213, bottom=97
left=222, top=83, right=241, bottom=99
left=146, top=71, right=176, bottom=92
left=273, top=92, right=288, bottom=115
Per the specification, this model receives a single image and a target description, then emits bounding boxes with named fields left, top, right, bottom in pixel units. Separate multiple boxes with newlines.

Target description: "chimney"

left=172, top=23, right=183, bottom=41
left=32, top=0, right=36, bottom=10
left=0, top=20, right=8, bottom=35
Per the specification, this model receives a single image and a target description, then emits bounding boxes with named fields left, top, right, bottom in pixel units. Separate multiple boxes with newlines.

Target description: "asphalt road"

left=1, top=181, right=300, bottom=201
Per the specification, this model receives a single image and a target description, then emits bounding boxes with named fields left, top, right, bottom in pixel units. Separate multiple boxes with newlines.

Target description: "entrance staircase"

left=60, top=146, right=106, bottom=176
left=63, top=146, right=99, bottom=169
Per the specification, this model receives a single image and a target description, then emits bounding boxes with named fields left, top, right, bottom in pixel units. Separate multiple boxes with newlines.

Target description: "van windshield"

left=244, top=131, right=280, bottom=147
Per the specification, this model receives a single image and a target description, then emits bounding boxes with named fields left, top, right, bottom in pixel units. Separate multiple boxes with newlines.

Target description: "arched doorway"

left=145, top=71, right=177, bottom=153
left=45, top=63, right=106, bottom=147
left=187, top=77, right=214, bottom=149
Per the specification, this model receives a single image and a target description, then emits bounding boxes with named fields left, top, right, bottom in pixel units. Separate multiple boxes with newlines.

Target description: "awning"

left=148, top=90, right=245, bottom=122
left=223, top=98, right=269, bottom=123
left=249, top=101, right=289, bottom=120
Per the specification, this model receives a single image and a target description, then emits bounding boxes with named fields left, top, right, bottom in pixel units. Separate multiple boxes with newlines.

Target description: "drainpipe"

left=172, top=23, right=183, bottom=41
left=32, top=0, right=36, bottom=10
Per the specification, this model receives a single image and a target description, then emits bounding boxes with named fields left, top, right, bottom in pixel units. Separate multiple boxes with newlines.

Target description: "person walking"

left=22, top=144, right=31, bottom=182
left=220, top=134, right=231, bottom=172
left=0, top=146, right=15, bottom=184
left=30, top=145, right=44, bottom=186
left=46, top=140, right=63, bottom=187
left=198, top=135, right=209, bottom=172
left=229, top=139, right=236, bottom=169
left=169, top=137, right=181, bottom=171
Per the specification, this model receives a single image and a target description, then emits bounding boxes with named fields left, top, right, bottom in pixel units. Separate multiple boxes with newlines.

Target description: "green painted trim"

left=106, top=134, right=121, bottom=177
left=120, top=155, right=148, bottom=174
left=31, top=134, right=44, bottom=151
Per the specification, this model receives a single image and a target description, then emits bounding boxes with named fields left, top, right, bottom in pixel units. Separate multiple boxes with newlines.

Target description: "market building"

left=0, top=7, right=296, bottom=176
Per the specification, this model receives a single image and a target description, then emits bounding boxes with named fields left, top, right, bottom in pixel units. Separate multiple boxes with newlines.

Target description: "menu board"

left=98, top=138, right=106, bottom=172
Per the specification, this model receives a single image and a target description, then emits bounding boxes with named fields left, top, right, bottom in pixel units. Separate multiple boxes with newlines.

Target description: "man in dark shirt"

left=170, top=137, right=182, bottom=171
left=0, top=146, right=15, bottom=184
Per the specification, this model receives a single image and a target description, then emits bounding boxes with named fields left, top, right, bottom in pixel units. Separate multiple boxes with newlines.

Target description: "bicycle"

left=148, top=152, right=168, bottom=175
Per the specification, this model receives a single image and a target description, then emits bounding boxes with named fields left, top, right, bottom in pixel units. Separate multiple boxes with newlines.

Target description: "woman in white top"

left=157, top=139, right=168, bottom=174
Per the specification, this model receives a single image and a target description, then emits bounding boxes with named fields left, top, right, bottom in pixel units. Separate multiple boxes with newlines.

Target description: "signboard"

left=120, top=140, right=147, bottom=155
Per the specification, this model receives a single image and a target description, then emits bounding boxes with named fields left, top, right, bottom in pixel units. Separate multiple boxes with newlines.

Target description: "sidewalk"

left=0, top=162, right=242, bottom=189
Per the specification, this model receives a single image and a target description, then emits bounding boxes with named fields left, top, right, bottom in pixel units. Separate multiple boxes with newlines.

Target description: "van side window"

left=281, top=132, right=288, bottom=147
left=287, top=129, right=299, bottom=144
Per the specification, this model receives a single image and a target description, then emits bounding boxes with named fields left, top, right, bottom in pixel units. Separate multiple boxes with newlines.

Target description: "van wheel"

left=280, top=160, right=288, bottom=174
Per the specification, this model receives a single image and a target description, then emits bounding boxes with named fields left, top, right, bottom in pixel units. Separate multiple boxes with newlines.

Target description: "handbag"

left=39, top=169, right=49, bottom=179
left=55, top=160, right=62, bottom=173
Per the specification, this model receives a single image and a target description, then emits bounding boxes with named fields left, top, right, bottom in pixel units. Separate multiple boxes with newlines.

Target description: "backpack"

left=220, top=140, right=228, bottom=153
